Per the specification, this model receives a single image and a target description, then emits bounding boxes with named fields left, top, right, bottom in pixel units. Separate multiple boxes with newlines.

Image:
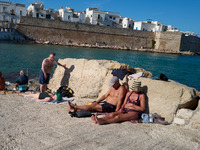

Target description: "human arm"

left=124, top=94, right=145, bottom=112
left=41, top=59, right=48, bottom=79
left=115, top=86, right=126, bottom=111
left=95, top=88, right=111, bottom=103
left=119, top=91, right=130, bottom=111
left=54, top=61, right=66, bottom=68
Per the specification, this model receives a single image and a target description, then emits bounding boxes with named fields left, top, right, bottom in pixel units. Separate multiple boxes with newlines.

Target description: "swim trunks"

left=38, top=92, right=51, bottom=99
left=39, top=69, right=50, bottom=84
left=101, top=101, right=116, bottom=112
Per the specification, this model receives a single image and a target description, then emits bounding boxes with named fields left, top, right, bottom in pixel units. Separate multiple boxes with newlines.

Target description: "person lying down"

left=19, top=92, right=57, bottom=102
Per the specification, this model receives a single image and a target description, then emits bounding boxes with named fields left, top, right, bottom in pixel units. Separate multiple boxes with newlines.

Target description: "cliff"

left=48, top=58, right=199, bottom=127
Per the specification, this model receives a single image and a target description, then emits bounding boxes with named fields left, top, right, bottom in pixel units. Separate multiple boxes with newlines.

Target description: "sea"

left=0, top=42, right=200, bottom=91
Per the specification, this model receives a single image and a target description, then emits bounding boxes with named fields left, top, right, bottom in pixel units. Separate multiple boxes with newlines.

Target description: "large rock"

left=49, top=58, right=198, bottom=124
left=126, top=78, right=198, bottom=123
left=49, top=58, right=152, bottom=98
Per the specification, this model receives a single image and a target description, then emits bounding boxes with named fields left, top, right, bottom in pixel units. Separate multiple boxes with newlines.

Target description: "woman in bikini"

left=91, top=81, right=145, bottom=125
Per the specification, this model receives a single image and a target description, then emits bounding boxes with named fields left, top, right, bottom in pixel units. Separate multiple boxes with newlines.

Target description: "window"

left=3, top=7, right=7, bottom=12
left=109, top=16, right=112, bottom=19
left=98, top=14, right=100, bottom=19
left=113, top=17, right=115, bottom=20
left=3, top=15, right=6, bottom=20
left=68, top=16, right=70, bottom=20
left=20, top=10, right=23, bottom=16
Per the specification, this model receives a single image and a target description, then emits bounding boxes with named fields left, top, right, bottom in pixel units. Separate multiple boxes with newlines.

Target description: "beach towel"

left=23, top=96, right=74, bottom=104
left=128, top=72, right=145, bottom=80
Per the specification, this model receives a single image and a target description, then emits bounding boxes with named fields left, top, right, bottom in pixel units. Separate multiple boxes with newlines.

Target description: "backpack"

left=57, top=86, right=74, bottom=97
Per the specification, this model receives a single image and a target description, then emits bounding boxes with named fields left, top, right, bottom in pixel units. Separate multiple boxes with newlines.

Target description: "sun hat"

left=130, top=81, right=141, bottom=92
left=109, top=76, right=119, bottom=87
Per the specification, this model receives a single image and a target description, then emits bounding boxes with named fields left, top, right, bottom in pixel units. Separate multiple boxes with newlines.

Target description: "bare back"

left=105, top=85, right=126, bottom=106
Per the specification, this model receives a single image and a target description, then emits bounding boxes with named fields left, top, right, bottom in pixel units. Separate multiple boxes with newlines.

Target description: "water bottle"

left=141, top=113, right=149, bottom=123
left=149, top=113, right=153, bottom=123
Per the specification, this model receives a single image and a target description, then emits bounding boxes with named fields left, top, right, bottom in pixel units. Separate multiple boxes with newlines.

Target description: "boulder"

left=126, top=78, right=198, bottom=123
left=48, top=58, right=152, bottom=98
left=187, top=100, right=200, bottom=129
left=49, top=58, right=198, bottom=124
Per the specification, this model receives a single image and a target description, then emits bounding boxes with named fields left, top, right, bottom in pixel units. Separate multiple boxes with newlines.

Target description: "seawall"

left=16, top=17, right=200, bottom=53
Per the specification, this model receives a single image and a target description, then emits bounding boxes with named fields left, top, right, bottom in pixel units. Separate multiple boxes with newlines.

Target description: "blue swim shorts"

left=39, top=69, right=50, bottom=84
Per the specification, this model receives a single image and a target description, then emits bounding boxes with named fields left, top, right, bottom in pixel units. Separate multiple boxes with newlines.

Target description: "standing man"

left=39, top=52, right=66, bottom=92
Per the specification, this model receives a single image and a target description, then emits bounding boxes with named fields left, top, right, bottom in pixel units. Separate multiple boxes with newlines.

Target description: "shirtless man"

left=39, top=52, right=66, bottom=92
left=67, top=76, right=126, bottom=113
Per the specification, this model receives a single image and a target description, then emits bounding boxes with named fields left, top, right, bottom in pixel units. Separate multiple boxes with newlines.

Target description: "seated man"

left=14, top=70, right=28, bottom=90
left=0, top=72, right=5, bottom=91
left=67, top=76, right=126, bottom=113
left=91, top=81, right=145, bottom=125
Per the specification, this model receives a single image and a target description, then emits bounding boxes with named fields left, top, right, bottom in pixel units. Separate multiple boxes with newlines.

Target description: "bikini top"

left=126, top=91, right=140, bottom=106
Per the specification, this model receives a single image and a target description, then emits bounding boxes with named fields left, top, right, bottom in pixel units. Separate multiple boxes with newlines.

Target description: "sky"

left=8, top=0, right=200, bottom=36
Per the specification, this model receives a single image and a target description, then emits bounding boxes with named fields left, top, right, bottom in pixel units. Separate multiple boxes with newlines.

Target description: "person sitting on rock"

left=14, top=70, right=28, bottom=90
left=91, top=81, right=145, bottom=125
left=19, top=92, right=58, bottom=102
left=0, top=72, right=5, bottom=91
left=67, top=76, right=126, bottom=113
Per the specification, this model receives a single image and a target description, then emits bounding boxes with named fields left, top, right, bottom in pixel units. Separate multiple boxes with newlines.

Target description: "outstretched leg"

left=67, top=102, right=102, bottom=112
left=95, top=112, right=138, bottom=125
left=18, top=93, right=39, bottom=100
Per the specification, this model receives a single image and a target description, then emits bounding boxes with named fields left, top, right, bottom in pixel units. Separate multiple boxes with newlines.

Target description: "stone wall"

left=16, top=17, right=200, bottom=53
left=180, top=35, right=200, bottom=53
left=16, top=17, right=155, bottom=49
left=155, top=32, right=183, bottom=52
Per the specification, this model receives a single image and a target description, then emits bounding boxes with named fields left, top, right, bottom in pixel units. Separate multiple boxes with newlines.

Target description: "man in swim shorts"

left=67, top=76, right=126, bottom=113
left=39, top=52, right=66, bottom=92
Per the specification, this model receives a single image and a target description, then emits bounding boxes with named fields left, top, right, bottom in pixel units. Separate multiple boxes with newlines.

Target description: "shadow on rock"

left=61, top=65, right=75, bottom=86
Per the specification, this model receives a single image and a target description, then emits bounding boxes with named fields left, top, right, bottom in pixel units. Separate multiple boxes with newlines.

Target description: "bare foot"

left=95, top=117, right=104, bottom=125
left=91, top=115, right=97, bottom=124
left=18, top=93, right=24, bottom=96
left=67, top=101, right=75, bottom=112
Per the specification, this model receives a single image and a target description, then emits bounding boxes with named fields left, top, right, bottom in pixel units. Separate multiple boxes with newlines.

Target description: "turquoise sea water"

left=0, top=42, right=200, bottom=91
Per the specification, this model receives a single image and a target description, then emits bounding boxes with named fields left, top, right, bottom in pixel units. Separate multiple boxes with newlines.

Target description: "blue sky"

left=9, top=0, right=200, bottom=36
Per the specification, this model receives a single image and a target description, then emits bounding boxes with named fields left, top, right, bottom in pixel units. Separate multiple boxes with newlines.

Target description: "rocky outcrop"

left=127, top=78, right=198, bottom=123
left=49, top=58, right=199, bottom=125
left=48, top=58, right=152, bottom=98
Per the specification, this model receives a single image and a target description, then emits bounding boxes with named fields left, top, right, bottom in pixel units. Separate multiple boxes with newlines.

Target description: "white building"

left=27, top=2, right=55, bottom=20
left=122, top=17, right=134, bottom=29
left=134, top=21, right=164, bottom=32
left=0, top=0, right=27, bottom=28
left=58, top=6, right=85, bottom=23
left=85, top=8, right=122, bottom=27
left=166, top=25, right=179, bottom=32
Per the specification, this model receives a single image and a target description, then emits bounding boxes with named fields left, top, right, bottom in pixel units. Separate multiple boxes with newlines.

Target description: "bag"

left=111, top=69, right=129, bottom=80
left=57, top=86, right=74, bottom=97
left=160, top=74, right=168, bottom=81
left=69, top=110, right=92, bottom=118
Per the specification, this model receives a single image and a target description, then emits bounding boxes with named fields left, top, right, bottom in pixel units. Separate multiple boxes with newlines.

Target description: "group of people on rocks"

left=0, top=52, right=146, bottom=125
left=67, top=76, right=145, bottom=125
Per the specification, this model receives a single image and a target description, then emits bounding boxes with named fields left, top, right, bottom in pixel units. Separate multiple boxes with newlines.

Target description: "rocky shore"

left=34, top=40, right=200, bottom=56
left=1, top=58, right=200, bottom=149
